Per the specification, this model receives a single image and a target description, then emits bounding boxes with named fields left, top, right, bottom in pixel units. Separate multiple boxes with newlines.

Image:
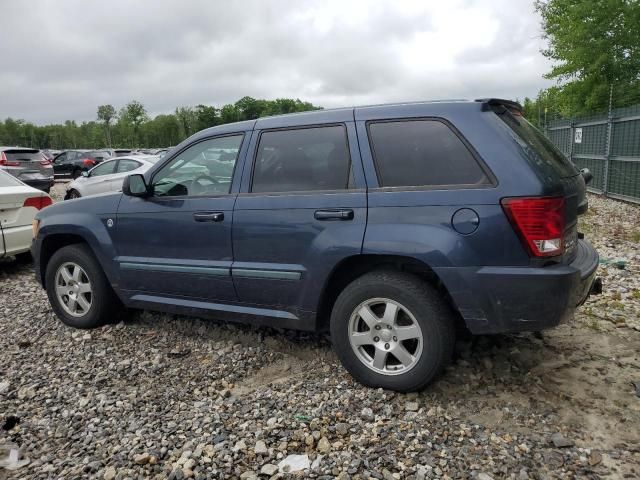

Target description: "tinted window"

left=90, top=161, right=116, bottom=177
left=117, top=159, right=141, bottom=173
left=368, top=120, right=490, bottom=188
left=152, top=135, right=243, bottom=197
left=3, top=149, right=41, bottom=162
left=495, top=110, right=578, bottom=178
left=252, top=125, right=351, bottom=193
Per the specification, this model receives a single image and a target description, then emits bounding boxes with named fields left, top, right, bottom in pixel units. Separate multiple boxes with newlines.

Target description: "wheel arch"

left=315, top=254, right=463, bottom=333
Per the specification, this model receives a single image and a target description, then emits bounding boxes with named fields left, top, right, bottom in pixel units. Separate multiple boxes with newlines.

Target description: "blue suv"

left=32, top=99, right=599, bottom=391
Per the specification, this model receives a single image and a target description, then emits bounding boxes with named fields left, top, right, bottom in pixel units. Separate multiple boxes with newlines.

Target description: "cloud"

left=0, top=0, right=552, bottom=124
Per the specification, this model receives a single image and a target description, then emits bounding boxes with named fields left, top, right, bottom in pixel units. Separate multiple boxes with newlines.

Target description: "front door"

left=232, top=118, right=367, bottom=323
left=113, top=133, right=248, bottom=303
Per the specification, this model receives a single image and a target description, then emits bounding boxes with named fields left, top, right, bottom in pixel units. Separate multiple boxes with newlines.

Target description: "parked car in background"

left=52, top=150, right=96, bottom=179
left=42, top=149, right=62, bottom=162
left=0, top=146, right=54, bottom=193
left=65, top=155, right=159, bottom=199
left=32, top=99, right=600, bottom=392
left=86, top=150, right=113, bottom=163
left=0, top=169, right=52, bottom=260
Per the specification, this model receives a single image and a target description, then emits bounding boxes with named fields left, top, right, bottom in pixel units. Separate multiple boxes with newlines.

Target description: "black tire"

left=45, top=244, right=122, bottom=329
left=72, top=169, right=81, bottom=179
left=330, top=270, right=455, bottom=392
left=67, top=189, right=81, bottom=199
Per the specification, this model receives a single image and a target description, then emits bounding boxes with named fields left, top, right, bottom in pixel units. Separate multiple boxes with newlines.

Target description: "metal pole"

left=603, top=84, right=614, bottom=195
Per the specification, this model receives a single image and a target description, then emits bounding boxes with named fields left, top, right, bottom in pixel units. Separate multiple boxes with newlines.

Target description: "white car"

left=65, top=155, right=159, bottom=199
left=0, top=169, right=52, bottom=260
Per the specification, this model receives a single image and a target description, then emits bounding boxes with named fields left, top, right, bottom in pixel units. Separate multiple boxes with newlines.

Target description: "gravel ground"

left=1, top=189, right=639, bottom=479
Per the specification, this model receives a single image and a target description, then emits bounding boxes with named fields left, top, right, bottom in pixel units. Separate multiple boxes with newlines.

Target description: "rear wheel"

left=45, top=244, right=122, bottom=329
left=330, top=271, right=455, bottom=392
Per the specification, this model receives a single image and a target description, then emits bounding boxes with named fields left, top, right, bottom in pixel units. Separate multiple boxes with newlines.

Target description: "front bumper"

left=436, top=239, right=599, bottom=334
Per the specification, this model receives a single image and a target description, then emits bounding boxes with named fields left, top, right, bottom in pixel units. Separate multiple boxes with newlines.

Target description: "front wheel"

left=67, top=189, right=81, bottom=199
left=330, top=271, right=455, bottom=392
left=45, top=244, right=122, bottom=329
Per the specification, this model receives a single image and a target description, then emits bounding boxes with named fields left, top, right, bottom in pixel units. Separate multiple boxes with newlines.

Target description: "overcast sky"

left=0, top=0, right=553, bottom=124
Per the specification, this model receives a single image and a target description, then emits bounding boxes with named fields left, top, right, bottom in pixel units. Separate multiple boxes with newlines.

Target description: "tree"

left=175, top=106, right=197, bottom=138
left=97, top=104, right=116, bottom=147
left=535, top=0, right=640, bottom=115
left=123, top=100, right=148, bottom=146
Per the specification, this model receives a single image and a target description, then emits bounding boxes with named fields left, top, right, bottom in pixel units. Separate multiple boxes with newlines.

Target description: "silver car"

left=65, top=156, right=159, bottom=199
left=0, top=146, right=54, bottom=193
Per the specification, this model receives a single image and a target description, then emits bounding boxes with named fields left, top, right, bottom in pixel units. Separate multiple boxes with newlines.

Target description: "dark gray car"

left=0, top=146, right=54, bottom=192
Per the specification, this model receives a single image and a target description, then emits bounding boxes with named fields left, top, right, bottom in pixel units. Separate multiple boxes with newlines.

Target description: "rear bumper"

left=3, top=224, right=33, bottom=256
left=436, top=239, right=599, bottom=334
left=22, top=178, right=54, bottom=192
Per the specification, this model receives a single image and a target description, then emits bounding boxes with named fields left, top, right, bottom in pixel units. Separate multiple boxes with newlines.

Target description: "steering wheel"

left=191, top=175, right=219, bottom=195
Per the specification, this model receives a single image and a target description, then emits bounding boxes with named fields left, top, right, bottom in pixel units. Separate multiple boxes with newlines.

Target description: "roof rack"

left=475, top=98, right=523, bottom=113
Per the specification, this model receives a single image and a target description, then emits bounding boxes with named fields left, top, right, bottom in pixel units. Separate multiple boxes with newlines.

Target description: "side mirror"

left=123, top=174, right=149, bottom=197
left=81, top=171, right=89, bottom=178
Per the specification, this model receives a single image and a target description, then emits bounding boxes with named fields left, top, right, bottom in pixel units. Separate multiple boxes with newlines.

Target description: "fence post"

left=568, top=120, right=574, bottom=163
left=603, top=113, right=613, bottom=195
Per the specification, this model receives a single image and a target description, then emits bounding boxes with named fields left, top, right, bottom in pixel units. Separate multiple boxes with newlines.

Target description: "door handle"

left=314, top=209, right=354, bottom=221
left=193, top=211, right=224, bottom=222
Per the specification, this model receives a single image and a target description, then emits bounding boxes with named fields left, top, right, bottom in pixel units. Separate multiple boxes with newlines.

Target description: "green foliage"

left=0, top=97, right=322, bottom=149
left=532, top=0, right=640, bottom=119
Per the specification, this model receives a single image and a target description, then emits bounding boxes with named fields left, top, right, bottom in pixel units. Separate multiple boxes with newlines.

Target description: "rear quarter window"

left=367, top=120, right=491, bottom=188
left=495, top=110, right=578, bottom=178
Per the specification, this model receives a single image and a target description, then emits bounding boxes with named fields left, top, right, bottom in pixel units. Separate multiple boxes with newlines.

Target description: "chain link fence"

left=545, top=103, right=640, bottom=203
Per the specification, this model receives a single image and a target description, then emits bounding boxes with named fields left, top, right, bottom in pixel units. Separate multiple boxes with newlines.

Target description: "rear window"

left=3, top=149, right=42, bottom=162
left=495, top=110, right=578, bottom=178
left=368, top=120, right=491, bottom=188
left=0, top=170, right=23, bottom=187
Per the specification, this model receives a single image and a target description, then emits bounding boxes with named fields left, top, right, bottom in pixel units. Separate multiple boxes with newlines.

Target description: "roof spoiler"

left=475, top=98, right=523, bottom=113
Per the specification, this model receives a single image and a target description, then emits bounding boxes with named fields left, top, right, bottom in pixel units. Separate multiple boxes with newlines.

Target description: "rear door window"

left=117, top=160, right=141, bottom=173
left=251, top=125, right=352, bottom=193
left=367, top=120, right=491, bottom=188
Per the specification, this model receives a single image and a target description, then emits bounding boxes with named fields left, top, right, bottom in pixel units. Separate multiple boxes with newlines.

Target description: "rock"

left=233, top=440, right=247, bottom=452
left=477, top=474, right=494, bottom=480
left=134, top=453, right=151, bottom=465
left=240, top=472, right=258, bottom=480
left=550, top=432, right=574, bottom=448
left=254, top=440, right=268, bottom=455
left=405, top=401, right=419, bottom=412
left=103, top=466, right=117, bottom=480
left=589, top=450, right=602, bottom=466
left=278, top=454, right=310, bottom=473
left=260, top=463, right=279, bottom=476
left=317, top=436, right=331, bottom=453
left=360, top=407, right=374, bottom=421
left=0, top=381, right=9, bottom=394
left=335, top=422, right=349, bottom=436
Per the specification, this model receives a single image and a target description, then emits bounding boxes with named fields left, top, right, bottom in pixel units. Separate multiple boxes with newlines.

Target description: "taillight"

left=0, top=152, right=20, bottom=167
left=501, top=196, right=565, bottom=257
left=82, top=158, right=95, bottom=167
left=23, top=196, right=53, bottom=210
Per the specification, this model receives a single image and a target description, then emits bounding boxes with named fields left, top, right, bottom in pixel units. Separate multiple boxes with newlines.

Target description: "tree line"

left=0, top=97, right=321, bottom=149
left=524, top=0, right=640, bottom=125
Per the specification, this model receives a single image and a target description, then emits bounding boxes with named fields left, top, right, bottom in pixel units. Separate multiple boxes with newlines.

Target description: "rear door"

left=232, top=112, right=367, bottom=323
